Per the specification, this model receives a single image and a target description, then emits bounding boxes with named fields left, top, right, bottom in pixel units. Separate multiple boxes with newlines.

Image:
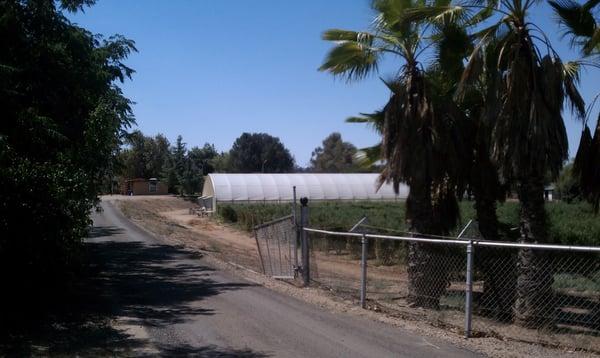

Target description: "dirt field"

left=105, top=195, right=598, bottom=357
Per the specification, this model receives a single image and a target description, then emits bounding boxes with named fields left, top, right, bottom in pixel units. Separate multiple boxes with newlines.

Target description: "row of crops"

left=217, top=200, right=600, bottom=246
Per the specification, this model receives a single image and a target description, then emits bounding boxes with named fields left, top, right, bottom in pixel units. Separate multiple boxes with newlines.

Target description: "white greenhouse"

left=199, top=173, right=409, bottom=211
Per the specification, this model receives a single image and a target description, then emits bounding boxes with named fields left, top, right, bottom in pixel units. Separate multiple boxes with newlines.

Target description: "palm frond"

left=583, top=27, right=600, bottom=55
left=562, top=61, right=586, bottom=118
left=380, top=77, right=404, bottom=94
left=456, top=38, right=486, bottom=100
left=354, top=145, right=383, bottom=168
left=549, top=0, right=595, bottom=37
left=432, top=21, right=471, bottom=80
left=318, top=41, right=381, bottom=81
left=549, top=0, right=595, bottom=41
left=583, top=0, right=600, bottom=11
left=346, top=110, right=385, bottom=133
left=402, top=5, right=472, bottom=25
left=345, top=116, right=372, bottom=123
left=322, top=29, right=375, bottom=44
left=464, top=3, right=497, bottom=27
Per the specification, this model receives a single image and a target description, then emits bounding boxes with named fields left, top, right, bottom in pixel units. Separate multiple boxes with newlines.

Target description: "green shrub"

left=219, top=205, right=238, bottom=223
left=553, top=272, right=600, bottom=293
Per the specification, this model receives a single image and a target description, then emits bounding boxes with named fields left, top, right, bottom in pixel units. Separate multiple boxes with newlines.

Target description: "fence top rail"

left=303, top=227, right=466, bottom=245
left=254, top=214, right=293, bottom=230
left=303, top=227, right=600, bottom=252
left=474, top=240, right=600, bottom=252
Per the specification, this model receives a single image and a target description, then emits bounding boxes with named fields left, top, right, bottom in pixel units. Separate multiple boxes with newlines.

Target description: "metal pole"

left=350, top=216, right=368, bottom=233
left=292, top=186, right=298, bottom=270
left=457, top=219, right=473, bottom=239
left=360, top=233, right=368, bottom=309
left=300, top=197, right=309, bottom=286
left=254, top=230, right=266, bottom=274
left=465, top=240, right=474, bottom=338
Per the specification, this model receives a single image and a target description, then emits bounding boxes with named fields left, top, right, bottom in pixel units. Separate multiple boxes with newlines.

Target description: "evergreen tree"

left=310, top=133, right=358, bottom=172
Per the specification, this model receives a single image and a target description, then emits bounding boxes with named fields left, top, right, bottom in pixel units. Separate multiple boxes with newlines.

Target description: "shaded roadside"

left=0, top=223, right=265, bottom=357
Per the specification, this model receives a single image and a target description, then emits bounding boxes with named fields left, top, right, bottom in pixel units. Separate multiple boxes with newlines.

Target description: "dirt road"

left=90, top=200, right=479, bottom=357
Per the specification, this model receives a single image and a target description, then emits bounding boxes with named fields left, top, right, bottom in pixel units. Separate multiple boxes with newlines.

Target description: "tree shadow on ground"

left=0, top=224, right=265, bottom=356
left=155, top=343, right=270, bottom=357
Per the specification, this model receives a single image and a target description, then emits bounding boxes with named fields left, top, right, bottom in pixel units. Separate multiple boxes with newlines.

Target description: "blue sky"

left=69, top=1, right=598, bottom=167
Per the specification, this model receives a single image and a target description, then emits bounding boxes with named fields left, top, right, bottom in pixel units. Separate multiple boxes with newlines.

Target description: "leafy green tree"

left=181, top=143, right=218, bottom=194
left=211, top=151, right=232, bottom=172
left=0, top=0, right=135, bottom=297
left=157, top=137, right=218, bottom=195
left=229, top=133, right=295, bottom=173
left=320, top=0, right=470, bottom=308
left=555, top=162, right=582, bottom=202
left=310, top=133, right=358, bottom=172
left=119, top=130, right=170, bottom=179
left=190, top=143, right=219, bottom=175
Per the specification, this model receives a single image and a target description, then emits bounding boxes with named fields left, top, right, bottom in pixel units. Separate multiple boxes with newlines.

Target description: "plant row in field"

left=217, top=200, right=600, bottom=246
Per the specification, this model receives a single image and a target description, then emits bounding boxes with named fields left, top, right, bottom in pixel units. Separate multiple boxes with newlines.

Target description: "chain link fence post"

left=360, top=233, right=368, bottom=309
left=292, top=186, right=299, bottom=272
left=465, top=240, right=474, bottom=338
left=300, top=197, right=310, bottom=286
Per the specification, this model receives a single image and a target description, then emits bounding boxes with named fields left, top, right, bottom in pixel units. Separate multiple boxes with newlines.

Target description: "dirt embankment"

left=106, top=195, right=263, bottom=272
left=109, top=196, right=406, bottom=291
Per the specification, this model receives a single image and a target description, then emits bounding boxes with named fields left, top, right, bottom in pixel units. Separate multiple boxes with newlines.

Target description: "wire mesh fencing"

left=303, top=226, right=600, bottom=353
left=254, top=215, right=296, bottom=278
left=307, top=233, right=363, bottom=298
left=471, top=246, right=600, bottom=350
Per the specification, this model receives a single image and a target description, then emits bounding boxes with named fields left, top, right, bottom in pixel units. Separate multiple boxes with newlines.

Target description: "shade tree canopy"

left=0, top=0, right=135, bottom=293
left=119, top=130, right=171, bottom=179
left=228, top=132, right=295, bottom=173
left=310, top=132, right=359, bottom=173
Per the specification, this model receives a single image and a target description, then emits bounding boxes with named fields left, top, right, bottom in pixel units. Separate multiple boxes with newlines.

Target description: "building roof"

left=126, top=178, right=161, bottom=183
left=126, top=178, right=149, bottom=182
left=202, top=173, right=408, bottom=202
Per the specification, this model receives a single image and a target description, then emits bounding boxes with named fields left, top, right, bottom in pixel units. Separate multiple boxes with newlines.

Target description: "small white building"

left=544, top=185, right=555, bottom=201
left=199, top=173, right=409, bottom=211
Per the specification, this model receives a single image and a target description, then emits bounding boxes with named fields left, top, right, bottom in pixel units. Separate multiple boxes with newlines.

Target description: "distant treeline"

left=113, top=130, right=377, bottom=195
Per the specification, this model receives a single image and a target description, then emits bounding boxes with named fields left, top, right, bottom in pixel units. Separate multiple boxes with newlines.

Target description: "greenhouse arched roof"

left=202, top=173, right=408, bottom=203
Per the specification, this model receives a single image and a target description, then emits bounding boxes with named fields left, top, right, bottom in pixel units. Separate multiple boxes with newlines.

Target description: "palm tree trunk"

left=475, top=193, right=516, bottom=321
left=514, top=174, right=554, bottom=327
left=406, top=184, right=448, bottom=309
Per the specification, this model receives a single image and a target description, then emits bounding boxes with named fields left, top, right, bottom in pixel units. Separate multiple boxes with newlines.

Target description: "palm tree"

left=451, top=41, right=517, bottom=319
left=549, top=0, right=600, bottom=212
left=347, top=43, right=514, bottom=320
left=320, top=0, right=471, bottom=308
left=409, top=0, right=586, bottom=326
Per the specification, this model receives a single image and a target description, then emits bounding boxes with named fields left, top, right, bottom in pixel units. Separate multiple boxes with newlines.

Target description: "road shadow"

left=1, top=224, right=263, bottom=356
left=154, top=343, right=271, bottom=357
left=87, top=225, right=125, bottom=238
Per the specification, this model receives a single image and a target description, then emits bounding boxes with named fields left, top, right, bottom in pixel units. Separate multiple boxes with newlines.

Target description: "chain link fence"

left=302, top=224, right=600, bottom=353
left=254, top=215, right=296, bottom=278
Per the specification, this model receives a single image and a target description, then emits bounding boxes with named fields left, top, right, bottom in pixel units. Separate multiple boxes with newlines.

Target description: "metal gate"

left=254, top=215, right=296, bottom=279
